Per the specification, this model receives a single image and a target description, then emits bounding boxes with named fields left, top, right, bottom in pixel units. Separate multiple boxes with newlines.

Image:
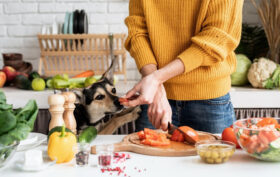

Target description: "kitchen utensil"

left=18, top=62, right=32, bottom=74
left=2, top=53, right=23, bottom=70
left=168, top=122, right=198, bottom=144
left=68, top=12, right=74, bottom=35
left=91, top=132, right=219, bottom=157
left=0, top=141, right=19, bottom=168
left=196, top=140, right=235, bottom=164
left=78, top=10, right=88, bottom=34
left=63, top=12, right=70, bottom=35
left=73, top=10, right=79, bottom=34
left=17, top=133, right=47, bottom=151
left=48, top=94, right=65, bottom=131
left=61, top=91, right=77, bottom=134
left=15, top=151, right=56, bottom=172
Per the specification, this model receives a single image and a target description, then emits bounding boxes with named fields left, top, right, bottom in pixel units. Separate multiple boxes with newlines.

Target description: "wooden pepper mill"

left=48, top=93, right=65, bottom=131
left=61, top=91, right=77, bottom=134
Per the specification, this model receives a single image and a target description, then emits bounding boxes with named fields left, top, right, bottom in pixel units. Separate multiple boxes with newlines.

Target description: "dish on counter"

left=17, top=132, right=47, bottom=151
left=15, top=150, right=56, bottom=172
left=196, top=140, right=235, bottom=164
left=234, top=117, right=280, bottom=161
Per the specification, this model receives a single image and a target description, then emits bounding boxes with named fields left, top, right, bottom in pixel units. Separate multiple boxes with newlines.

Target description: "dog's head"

left=75, top=54, right=124, bottom=125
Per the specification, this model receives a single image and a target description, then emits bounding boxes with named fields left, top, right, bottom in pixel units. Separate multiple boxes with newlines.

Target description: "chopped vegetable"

left=138, top=128, right=170, bottom=146
left=235, top=117, right=280, bottom=161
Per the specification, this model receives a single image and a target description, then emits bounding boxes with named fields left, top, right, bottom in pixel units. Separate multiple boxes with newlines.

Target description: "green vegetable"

left=263, top=66, right=280, bottom=89
left=47, top=126, right=73, bottom=140
left=78, top=126, right=97, bottom=143
left=0, top=90, right=12, bottom=111
left=231, top=54, right=252, bottom=86
left=254, top=138, right=280, bottom=161
left=14, top=75, right=32, bottom=90
left=0, top=112, right=17, bottom=136
left=28, top=71, right=40, bottom=81
left=0, top=90, right=38, bottom=146
left=270, top=138, right=280, bottom=149
left=47, top=74, right=87, bottom=89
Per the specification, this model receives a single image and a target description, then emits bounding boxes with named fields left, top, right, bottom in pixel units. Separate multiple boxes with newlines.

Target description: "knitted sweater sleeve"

left=124, top=0, right=157, bottom=71
left=178, top=0, right=244, bottom=73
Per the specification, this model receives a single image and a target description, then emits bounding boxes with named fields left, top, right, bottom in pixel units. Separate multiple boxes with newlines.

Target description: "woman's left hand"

left=122, top=72, right=161, bottom=107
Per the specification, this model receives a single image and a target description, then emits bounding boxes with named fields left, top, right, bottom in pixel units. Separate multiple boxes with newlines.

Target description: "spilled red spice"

left=99, top=153, right=147, bottom=176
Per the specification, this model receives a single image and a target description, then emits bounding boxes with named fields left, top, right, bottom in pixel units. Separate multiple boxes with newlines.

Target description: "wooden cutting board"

left=91, top=131, right=219, bottom=157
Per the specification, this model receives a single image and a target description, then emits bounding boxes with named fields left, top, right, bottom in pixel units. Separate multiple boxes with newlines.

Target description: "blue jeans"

left=135, top=93, right=235, bottom=134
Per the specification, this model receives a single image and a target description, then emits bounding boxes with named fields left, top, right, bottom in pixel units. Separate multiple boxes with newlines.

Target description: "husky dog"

left=74, top=59, right=124, bottom=132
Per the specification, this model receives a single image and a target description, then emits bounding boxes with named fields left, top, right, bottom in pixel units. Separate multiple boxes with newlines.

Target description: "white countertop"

left=2, top=83, right=280, bottom=109
left=1, top=135, right=278, bottom=177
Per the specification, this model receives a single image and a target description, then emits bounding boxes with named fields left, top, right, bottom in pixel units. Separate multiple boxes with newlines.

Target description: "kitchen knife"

left=168, top=122, right=198, bottom=145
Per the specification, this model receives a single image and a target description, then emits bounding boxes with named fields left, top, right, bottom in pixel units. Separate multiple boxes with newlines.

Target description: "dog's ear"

left=74, top=89, right=84, bottom=104
left=101, top=33, right=116, bottom=84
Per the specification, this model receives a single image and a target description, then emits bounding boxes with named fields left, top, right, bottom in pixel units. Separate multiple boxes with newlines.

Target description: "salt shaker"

left=61, top=91, right=77, bottom=134
left=48, top=94, right=65, bottom=131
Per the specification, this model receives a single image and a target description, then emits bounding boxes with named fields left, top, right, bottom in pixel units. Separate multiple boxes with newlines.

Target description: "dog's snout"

left=114, top=97, right=123, bottom=109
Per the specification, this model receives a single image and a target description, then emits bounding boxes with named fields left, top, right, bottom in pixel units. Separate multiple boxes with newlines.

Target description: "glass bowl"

left=233, top=118, right=280, bottom=162
left=195, top=140, right=235, bottom=164
left=0, top=141, right=19, bottom=168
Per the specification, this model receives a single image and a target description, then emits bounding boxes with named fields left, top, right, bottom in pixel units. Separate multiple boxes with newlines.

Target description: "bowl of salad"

left=233, top=117, right=280, bottom=161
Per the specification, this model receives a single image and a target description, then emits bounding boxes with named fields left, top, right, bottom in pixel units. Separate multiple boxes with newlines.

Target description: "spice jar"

left=75, top=143, right=90, bottom=167
left=96, top=144, right=114, bottom=168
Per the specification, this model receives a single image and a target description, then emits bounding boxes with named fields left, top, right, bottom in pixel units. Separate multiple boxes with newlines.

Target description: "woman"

left=122, top=0, right=244, bottom=133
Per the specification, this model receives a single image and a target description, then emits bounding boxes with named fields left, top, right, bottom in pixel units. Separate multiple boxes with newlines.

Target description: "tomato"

left=257, top=118, right=278, bottom=127
left=138, top=128, right=170, bottom=146
left=137, top=131, right=145, bottom=140
left=179, top=126, right=199, bottom=144
left=170, top=126, right=199, bottom=144
left=170, top=129, right=184, bottom=142
left=119, top=98, right=128, bottom=103
left=222, top=127, right=240, bottom=148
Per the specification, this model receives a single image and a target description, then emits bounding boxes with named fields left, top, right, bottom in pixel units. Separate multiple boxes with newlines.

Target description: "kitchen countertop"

left=1, top=135, right=279, bottom=177
left=2, top=82, right=280, bottom=109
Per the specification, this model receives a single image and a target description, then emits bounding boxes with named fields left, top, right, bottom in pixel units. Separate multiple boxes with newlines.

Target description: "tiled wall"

left=0, top=0, right=260, bottom=81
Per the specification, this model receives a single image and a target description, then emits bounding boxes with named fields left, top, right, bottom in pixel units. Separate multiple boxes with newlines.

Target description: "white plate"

left=17, top=133, right=47, bottom=152
left=15, top=153, right=56, bottom=172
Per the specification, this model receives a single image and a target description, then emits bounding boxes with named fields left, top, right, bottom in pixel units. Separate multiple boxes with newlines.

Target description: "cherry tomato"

left=222, top=127, right=241, bottom=148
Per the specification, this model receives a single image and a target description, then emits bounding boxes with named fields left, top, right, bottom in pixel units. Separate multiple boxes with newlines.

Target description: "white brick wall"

left=0, top=0, right=260, bottom=81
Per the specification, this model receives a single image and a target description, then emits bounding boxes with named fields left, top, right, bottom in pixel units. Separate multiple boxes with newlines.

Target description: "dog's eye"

left=95, top=95, right=105, bottom=100
left=111, top=88, right=116, bottom=94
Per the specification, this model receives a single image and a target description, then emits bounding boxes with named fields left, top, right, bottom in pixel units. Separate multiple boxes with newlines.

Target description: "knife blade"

left=168, top=122, right=198, bottom=145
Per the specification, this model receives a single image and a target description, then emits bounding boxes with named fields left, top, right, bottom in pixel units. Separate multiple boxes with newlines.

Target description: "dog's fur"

left=74, top=58, right=125, bottom=132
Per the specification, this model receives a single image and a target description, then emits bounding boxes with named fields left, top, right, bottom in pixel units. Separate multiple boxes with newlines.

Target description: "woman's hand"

left=122, top=72, right=161, bottom=107
left=148, top=85, right=172, bottom=131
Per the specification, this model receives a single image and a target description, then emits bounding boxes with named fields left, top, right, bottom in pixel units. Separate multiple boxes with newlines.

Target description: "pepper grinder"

left=61, top=91, right=77, bottom=134
left=48, top=93, right=65, bottom=131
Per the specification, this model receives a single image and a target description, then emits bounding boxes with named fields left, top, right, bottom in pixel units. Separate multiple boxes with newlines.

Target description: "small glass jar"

left=96, top=144, right=114, bottom=168
left=75, top=143, right=90, bottom=167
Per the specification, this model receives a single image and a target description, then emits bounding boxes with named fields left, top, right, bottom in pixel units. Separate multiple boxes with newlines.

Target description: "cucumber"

left=48, top=126, right=74, bottom=140
left=270, top=138, right=280, bottom=149
left=78, top=126, right=97, bottom=143
left=236, top=129, right=243, bottom=138
left=256, top=138, right=280, bottom=161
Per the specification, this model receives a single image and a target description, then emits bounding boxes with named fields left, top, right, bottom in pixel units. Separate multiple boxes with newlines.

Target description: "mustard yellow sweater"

left=125, top=0, right=243, bottom=100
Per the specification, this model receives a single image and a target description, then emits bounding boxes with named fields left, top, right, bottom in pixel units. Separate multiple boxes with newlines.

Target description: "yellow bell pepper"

left=48, top=125, right=77, bottom=163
